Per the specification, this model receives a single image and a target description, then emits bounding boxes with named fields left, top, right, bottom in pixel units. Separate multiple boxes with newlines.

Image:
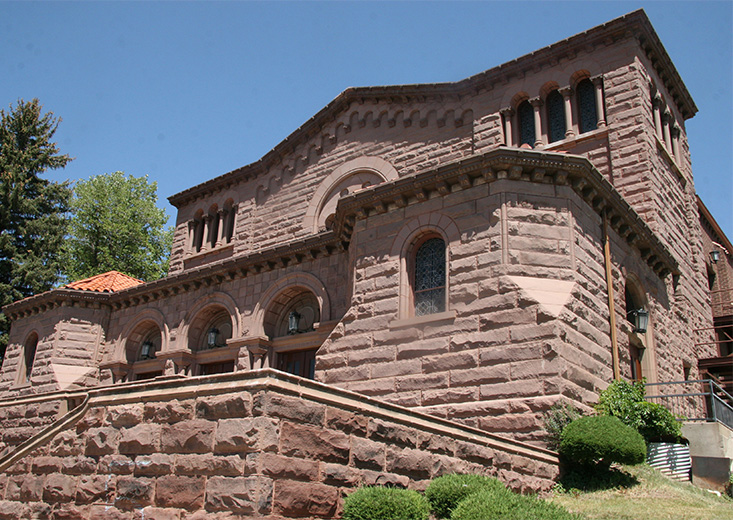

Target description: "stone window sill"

left=185, top=242, right=234, bottom=260
left=543, top=126, right=608, bottom=152
left=389, top=310, right=456, bottom=329
left=654, top=135, right=687, bottom=186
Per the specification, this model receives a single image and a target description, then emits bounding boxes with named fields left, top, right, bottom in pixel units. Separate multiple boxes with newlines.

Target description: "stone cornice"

left=333, top=147, right=679, bottom=279
left=3, top=231, right=345, bottom=320
left=168, top=9, right=696, bottom=207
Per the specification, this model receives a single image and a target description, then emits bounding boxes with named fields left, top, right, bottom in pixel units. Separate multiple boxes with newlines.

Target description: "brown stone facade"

left=0, top=370, right=557, bottom=519
left=0, top=8, right=725, bottom=513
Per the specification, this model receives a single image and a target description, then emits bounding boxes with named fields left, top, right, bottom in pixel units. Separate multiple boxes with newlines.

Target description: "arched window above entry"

left=546, top=90, right=565, bottom=143
left=518, top=100, right=535, bottom=146
left=413, top=236, right=447, bottom=316
left=264, top=288, right=321, bottom=339
left=577, top=79, right=597, bottom=134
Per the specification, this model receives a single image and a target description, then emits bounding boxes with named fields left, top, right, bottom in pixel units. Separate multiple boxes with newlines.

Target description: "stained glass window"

left=546, top=90, right=565, bottom=143
left=414, top=237, right=446, bottom=316
left=518, top=101, right=535, bottom=146
left=577, top=79, right=597, bottom=134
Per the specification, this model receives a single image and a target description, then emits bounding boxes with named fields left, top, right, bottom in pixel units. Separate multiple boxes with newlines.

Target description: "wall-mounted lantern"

left=628, top=309, right=649, bottom=334
left=207, top=328, right=220, bottom=348
left=140, top=340, right=155, bottom=360
left=710, top=250, right=721, bottom=264
left=288, top=311, right=301, bottom=335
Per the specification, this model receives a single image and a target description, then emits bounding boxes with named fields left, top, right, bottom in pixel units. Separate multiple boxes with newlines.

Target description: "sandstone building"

left=0, top=10, right=729, bottom=518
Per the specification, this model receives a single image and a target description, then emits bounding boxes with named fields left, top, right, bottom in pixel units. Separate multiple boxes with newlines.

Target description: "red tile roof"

left=63, top=271, right=144, bottom=293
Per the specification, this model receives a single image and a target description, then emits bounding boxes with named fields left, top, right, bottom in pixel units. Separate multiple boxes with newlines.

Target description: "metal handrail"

left=645, top=379, right=733, bottom=430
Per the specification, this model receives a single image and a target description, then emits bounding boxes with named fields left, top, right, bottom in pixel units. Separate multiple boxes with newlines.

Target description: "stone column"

left=215, top=210, right=225, bottom=248
left=672, top=124, right=682, bottom=164
left=652, top=94, right=663, bottom=140
left=227, top=204, right=238, bottom=244
left=500, top=107, right=515, bottom=146
left=187, top=221, right=195, bottom=254
left=530, top=97, right=543, bottom=148
left=193, top=219, right=204, bottom=253
left=201, top=215, right=211, bottom=251
left=662, top=110, right=673, bottom=151
left=559, top=86, right=575, bottom=138
left=591, top=75, right=606, bottom=128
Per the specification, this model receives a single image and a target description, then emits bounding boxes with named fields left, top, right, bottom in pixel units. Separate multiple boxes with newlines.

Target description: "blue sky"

left=3, top=1, right=731, bottom=239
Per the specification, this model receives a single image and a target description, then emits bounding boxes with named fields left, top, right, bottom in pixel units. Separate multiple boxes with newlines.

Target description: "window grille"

left=414, top=237, right=446, bottom=316
left=518, top=101, right=535, bottom=146
left=546, top=90, right=565, bottom=143
left=577, top=79, right=597, bottom=133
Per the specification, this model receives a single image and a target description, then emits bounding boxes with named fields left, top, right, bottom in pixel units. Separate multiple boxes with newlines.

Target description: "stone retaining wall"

left=0, top=370, right=558, bottom=519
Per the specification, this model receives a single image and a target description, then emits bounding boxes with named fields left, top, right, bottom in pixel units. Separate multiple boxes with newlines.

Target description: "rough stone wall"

left=0, top=306, right=108, bottom=397
left=0, top=399, right=65, bottom=459
left=0, top=372, right=558, bottom=519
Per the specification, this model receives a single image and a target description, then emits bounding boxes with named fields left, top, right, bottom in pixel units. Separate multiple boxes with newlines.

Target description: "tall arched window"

left=518, top=100, right=535, bottom=147
left=413, top=237, right=446, bottom=316
left=546, top=90, right=565, bottom=143
left=18, top=332, right=38, bottom=385
left=577, top=79, right=597, bottom=134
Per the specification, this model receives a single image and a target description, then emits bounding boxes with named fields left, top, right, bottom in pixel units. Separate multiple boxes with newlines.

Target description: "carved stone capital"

left=499, top=107, right=515, bottom=117
left=559, top=86, right=573, bottom=98
left=529, top=97, right=542, bottom=108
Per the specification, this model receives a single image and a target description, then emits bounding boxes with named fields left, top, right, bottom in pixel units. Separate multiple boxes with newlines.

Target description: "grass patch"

left=551, top=464, right=733, bottom=520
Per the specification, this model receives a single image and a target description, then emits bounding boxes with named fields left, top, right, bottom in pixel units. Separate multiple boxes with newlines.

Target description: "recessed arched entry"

left=251, top=272, right=334, bottom=380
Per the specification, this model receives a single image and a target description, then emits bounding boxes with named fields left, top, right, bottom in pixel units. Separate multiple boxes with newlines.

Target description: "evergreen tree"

left=0, top=99, right=72, bottom=359
left=63, top=171, right=172, bottom=283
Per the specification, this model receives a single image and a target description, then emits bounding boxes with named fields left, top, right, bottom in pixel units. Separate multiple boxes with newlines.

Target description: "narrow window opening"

left=577, top=79, right=597, bottom=133
left=546, top=90, right=565, bottom=143
left=413, top=237, right=446, bottom=316
left=518, top=100, right=535, bottom=147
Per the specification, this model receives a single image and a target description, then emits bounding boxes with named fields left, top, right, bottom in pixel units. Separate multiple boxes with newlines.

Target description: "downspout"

left=603, top=210, right=621, bottom=380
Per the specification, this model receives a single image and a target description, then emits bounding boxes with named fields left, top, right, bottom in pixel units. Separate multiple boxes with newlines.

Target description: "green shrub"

left=595, top=379, right=682, bottom=443
left=627, top=400, right=682, bottom=443
left=425, top=473, right=508, bottom=519
left=450, top=488, right=581, bottom=520
left=542, top=401, right=584, bottom=451
left=559, top=415, right=646, bottom=468
left=342, top=486, right=430, bottom=520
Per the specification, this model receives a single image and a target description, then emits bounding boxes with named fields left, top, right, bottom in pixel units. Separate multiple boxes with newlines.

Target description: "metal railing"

left=645, top=379, right=733, bottom=431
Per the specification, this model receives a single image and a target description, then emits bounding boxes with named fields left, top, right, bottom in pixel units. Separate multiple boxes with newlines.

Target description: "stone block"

left=76, top=474, right=113, bottom=504
left=32, top=456, right=62, bottom=473
left=49, top=431, right=82, bottom=457
left=205, top=476, right=273, bottom=514
left=106, top=404, right=143, bottom=428
left=257, top=452, right=319, bottom=481
left=175, top=454, right=243, bottom=477
left=368, top=418, right=417, bottom=448
left=272, top=480, right=338, bottom=518
left=119, top=423, right=159, bottom=455
left=115, top=476, right=154, bottom=510
left=361, top=469, right=410, bottom=488
left=134, top=453, right=174, bottom=476
left=325, top=407, right=368, bottom=436
left=86, top=505, right=130, bottom=520
left=252, top=393, right=325, bottom=426
left=155, top=475, right=205, bottom=510
left=322, top=463, right=361, bottom=487
left=47, top=503, right=85, bottom=520
left=143, top=399, right=193, bottom=424
left=43, top=473, right=76, bottom=503
left=0, top=501, right=28, bottom=520
left=350, top=437, right=385, bottom=470
left=99, top=454, right=135, bottom=475
left=138, top=507, right=180, bottom=520
left=195, top=393, right=251, bottom=420
left=213, top=417, right=279, bottom=454
left=279, top=422, right=349, bottom=464
left=84, top=427, right=120, bottom=456
left=160, top=420, right=215, bottom=454
left=386, top=447, right=433, bottom=480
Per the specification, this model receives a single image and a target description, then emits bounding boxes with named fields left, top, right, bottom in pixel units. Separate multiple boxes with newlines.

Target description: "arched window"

left=577, top=79, right=597, bottom=134
left=546, top=90, right=565, bottom=143
left=18, top=333, right=38, bottom=384
left=413, top=237, right=446, bottom=316
left=518, top=100, right=535, bottom=146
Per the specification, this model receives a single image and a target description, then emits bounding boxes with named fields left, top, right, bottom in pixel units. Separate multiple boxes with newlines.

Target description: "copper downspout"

left=603, top=211, right=621, bottom=380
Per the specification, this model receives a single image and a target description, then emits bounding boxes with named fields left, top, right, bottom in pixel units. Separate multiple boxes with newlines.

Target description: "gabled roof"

left=63, top=271, right=144, bottom=293
left=168, top=9, right=697, bottom=207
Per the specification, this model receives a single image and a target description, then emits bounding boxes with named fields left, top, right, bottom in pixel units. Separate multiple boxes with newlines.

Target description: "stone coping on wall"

left=0, top=368, right=559, bottom=474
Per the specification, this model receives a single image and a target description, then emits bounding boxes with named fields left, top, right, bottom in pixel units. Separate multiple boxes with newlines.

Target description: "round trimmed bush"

left=628, top=400, right=682, bottom=443
left=560, top=415, right=646, bottom=468
left=450, top=488, right=580, bottom=520
left=342, top=486, right=430, bottom=520
left=425, top=473, right=508, bottom=519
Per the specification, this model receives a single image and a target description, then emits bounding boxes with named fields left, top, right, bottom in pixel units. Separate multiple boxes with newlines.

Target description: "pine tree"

left=0, top=99, right=72, bottom=360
